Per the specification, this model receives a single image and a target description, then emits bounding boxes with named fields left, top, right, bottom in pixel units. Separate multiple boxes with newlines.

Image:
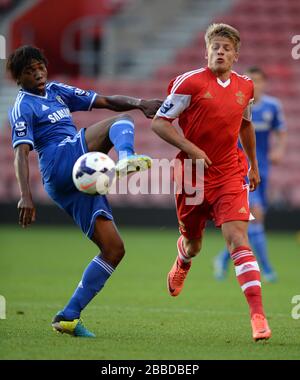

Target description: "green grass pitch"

left=1, top=225, right=300, bottom=359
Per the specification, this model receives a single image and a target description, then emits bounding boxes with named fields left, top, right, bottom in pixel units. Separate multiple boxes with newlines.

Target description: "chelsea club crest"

left=56, top=95, right=66, bottom=105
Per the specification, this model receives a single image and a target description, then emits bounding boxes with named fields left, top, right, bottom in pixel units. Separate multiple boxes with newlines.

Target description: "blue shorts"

left=249, top=175, right=268, bottom=210
left=43, top=129, right=113, bottom=238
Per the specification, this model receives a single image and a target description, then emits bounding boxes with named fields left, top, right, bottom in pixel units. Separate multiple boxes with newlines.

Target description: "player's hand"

left=188, top=147, right=212, bottom=169
left=268, top=149, right=283, bottom=165
left=248, top=165, right=261, bottom=192
left=140, top=99, right=163, bottom=119
left=17, top=196, right=36, bottom=228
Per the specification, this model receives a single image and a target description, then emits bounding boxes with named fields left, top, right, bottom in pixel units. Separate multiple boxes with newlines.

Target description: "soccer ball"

left=72, top=152, right=116, bottom=195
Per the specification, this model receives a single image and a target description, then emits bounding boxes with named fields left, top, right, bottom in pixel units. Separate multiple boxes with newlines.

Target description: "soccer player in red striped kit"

left=151, top=23, right=271, bottom=341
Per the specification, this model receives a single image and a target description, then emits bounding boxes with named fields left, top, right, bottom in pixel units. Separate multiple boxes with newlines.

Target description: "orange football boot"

left=251, top=313, right=272, bottom=341
left=167, top=258, right=191, bottom=297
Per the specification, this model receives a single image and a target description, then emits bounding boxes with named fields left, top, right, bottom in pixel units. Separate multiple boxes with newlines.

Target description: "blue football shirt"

left=252, top=94, right=285, bottom=176
left=9, top=81, right=97, bottom=177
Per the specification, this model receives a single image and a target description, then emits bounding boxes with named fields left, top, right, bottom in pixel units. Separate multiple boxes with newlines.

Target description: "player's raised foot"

left=167, top=258, right=191, bottom=297
left=251, top=313, right=272, bottom=342
left=51, top=314, right=95, bottom=338
left=116, top=154, right=152, bottom=178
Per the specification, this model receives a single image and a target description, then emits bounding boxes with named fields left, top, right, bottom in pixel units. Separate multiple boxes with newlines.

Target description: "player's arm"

left=269, top=129, right=287, bottom=165
left=14, top=144, right=36, bottom=228
left=239, top=117, right=260, bottom=191
left=151, top=116, right=212, bottom=168
left=92, top=95, right=162, bottom=119
left=268, top=98, right=287, bottom=165
left=151, top=87, right=212, bottom=167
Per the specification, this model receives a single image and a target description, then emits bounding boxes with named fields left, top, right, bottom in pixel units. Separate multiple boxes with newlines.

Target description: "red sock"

left=231, top=246, right=265, bottom=317
left=177, top=235, right=192, bottom=267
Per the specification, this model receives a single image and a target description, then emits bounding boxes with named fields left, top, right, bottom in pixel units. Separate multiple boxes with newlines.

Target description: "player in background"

left=7, top=45, right=161, bottom=337
left=214, top=66, right=287, bottom=283
left=151, top=24, right=271, bottom=341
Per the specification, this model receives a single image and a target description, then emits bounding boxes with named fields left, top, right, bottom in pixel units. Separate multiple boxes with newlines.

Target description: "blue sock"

left=109, top=119, right=135, bottom=160
left=60, top=256, right=114, bottom=320
left=248, top=223, right=273, bottom=274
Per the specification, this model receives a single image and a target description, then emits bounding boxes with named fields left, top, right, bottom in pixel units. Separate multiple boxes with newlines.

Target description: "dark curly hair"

left=6, top=45, right=48, bottom=82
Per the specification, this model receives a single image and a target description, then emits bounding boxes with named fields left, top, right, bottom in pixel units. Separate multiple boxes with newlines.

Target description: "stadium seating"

left=0, top=0, right=13, bottom=10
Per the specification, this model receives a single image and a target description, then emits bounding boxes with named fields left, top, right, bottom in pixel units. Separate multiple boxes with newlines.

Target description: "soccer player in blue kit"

left=7, top=45, right=162, bottom=337
left=214, top=66, right=287, bottom=282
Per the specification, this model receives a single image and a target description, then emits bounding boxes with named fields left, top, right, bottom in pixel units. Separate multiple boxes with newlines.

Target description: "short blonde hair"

left=205, top=23, right=241, bottom=52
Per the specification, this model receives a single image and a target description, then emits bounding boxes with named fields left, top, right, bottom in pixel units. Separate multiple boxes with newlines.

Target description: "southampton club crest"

left=235, top=91, right=246, bottom=105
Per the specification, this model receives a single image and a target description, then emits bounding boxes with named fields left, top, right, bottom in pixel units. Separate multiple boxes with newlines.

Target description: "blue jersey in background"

left=249, top=94, right=285, bottom=209
left=252, top=94, right=285, bottom=177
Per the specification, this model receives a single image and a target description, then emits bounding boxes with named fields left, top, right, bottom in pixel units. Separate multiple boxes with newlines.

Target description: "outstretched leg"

left=84, top=114, right=131, bottom=154
left=84, top=114, right=151, bottom=177
left=222, top=220, right=271, bottom=341
left=52, top=217, right=125, bottom=337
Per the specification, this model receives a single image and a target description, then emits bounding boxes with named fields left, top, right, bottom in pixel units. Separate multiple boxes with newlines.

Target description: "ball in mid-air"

left=72, top=152, right=116, bottom=195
